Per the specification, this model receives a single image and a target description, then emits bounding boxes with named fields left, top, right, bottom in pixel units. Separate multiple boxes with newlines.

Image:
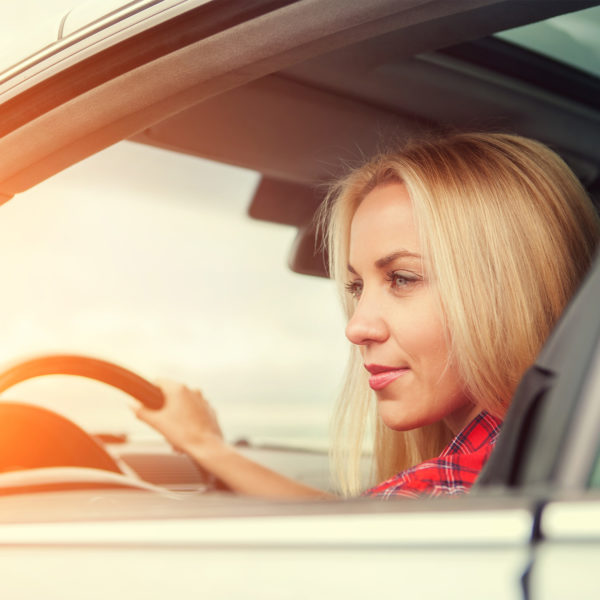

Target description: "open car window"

left=0, top=140, right=346, bottom=450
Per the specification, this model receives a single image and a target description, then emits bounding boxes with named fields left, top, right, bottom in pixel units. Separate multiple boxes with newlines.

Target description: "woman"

left=136, top=132, right=599, bottom=498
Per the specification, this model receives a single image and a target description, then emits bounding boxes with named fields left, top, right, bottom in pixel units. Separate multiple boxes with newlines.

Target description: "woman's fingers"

left=133, top=378, right=223, bottom=451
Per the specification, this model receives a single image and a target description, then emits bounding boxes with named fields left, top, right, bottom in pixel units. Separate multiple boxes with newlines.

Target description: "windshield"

left=0, top=141, right=347, bottom=450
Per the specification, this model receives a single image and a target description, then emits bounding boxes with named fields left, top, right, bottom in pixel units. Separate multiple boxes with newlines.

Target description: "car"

left=0, top=1, right=599, bottom=598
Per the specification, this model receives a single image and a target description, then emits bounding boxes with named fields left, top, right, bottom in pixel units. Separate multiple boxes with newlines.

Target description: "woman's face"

left=345, top=182, right=476, bottom=434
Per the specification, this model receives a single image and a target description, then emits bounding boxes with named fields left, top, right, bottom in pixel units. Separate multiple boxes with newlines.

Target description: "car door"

left=531, top=254, right=600, bottom=599
left=477, top=249, right=600, bottom=598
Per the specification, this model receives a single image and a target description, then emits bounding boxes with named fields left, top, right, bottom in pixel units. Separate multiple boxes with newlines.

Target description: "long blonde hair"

left=321, top=132, right=600, bottom=495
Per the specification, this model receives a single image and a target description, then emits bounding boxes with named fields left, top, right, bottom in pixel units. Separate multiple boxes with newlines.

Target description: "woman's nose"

left=345, top=294, right=389, bottom=346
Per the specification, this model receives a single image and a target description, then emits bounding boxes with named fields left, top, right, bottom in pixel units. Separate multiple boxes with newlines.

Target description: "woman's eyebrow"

left=375, top=250, right=421, bottom=269
left=347, top=250, right=421, bottom=274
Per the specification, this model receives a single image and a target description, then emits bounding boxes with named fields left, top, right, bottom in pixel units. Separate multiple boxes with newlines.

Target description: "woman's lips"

left=365, top=364, right=410, bottom=391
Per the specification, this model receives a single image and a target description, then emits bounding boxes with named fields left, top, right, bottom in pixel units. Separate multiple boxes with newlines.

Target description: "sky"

left=0, top=140, right=348, bottom=448
left=0, top=0, right=75, bottom=73
left=0, top=1, right=215, bottom=74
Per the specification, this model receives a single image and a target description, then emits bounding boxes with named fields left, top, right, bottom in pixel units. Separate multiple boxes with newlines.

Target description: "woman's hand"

left=134, top=379, right=224, bottom=456
left=135, top=379, right=331, bottom=499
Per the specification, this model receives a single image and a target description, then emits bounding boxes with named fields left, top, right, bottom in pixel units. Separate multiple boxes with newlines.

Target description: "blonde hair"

left=321, top=132, right=600, bottom=495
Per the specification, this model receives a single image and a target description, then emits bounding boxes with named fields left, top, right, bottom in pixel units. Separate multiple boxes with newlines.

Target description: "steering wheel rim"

left=0, top=354, right=170, bottom=490
left=0, top=354, right=164, bottom=409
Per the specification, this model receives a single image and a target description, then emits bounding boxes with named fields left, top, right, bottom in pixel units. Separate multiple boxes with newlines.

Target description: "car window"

left=0, top=140, right=347, bottom=450
left=495, top=5, right=600, bottom=79
left=589, top=451, right=600, bottom=488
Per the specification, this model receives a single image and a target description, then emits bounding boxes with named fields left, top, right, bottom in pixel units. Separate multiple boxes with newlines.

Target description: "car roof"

left=0, top=0, right=598, bottom=203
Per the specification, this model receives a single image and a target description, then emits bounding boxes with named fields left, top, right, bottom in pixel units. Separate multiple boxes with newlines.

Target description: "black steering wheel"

left=0, top=354, right=165, bottom=487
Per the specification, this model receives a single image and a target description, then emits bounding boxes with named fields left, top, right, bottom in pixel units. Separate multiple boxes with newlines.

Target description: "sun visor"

left=248, top=176, right=324, bottom=227
left=249, top=176, right=328, bottom=277
left=288, top=225, right=329, bottom=279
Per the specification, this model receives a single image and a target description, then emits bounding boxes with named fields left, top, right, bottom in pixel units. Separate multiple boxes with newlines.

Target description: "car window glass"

left=0, top=140, right=347, bottom=450
left=588, top=403, right=600, bottom=489
left=495, top=5, right=600, bottom=78
left=590, top=451, right=600, bottom=488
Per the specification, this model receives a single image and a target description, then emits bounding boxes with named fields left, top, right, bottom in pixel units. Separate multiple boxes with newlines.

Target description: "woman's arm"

left=134, top=380, right=333, bottom=499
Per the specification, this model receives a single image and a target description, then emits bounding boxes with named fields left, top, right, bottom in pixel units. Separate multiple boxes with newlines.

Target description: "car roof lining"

left=134, top=56, right=600, bottom=186
left=0, top=0, right=597, bottom=198
left=132, top=74, right=425, bottom=186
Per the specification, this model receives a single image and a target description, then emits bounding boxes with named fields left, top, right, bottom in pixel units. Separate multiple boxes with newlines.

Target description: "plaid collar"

left=364, top=411, right=503, bottom=498
left=441, top=410, right=503, bottom=457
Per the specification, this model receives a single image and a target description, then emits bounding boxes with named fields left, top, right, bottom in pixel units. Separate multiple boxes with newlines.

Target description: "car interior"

left=0, top=0, right=599, bottom=500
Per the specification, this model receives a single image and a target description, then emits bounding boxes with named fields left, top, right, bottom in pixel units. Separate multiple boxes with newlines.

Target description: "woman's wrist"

left=184, top=433, right=231, bottom=467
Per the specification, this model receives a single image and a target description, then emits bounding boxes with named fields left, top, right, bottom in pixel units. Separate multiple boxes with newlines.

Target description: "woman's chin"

left=376, top=399, right=424, bottom=432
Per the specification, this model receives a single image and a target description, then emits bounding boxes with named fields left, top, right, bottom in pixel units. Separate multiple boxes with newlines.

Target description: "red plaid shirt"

left=364, top=411, right=502, bottom=498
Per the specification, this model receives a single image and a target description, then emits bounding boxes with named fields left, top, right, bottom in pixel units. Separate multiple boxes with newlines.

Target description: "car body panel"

left=532, top=499, right=600, bottom=599
left=0, top=491, right=533, bottom=599
left=0, top=545, right=528, bottom=600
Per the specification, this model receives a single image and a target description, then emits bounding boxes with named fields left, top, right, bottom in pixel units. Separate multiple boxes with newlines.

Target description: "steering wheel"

left=0, top=354, right=164, bottom=409
left=0, top=354, right=165, bottom=490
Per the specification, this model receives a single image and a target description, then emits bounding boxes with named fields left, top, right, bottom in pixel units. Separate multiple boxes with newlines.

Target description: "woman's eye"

left=386, top=271, right=420, bottom=291
left=392, top=274, right=409, bottom=287
left=345, top=280, right=363, bottom=298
